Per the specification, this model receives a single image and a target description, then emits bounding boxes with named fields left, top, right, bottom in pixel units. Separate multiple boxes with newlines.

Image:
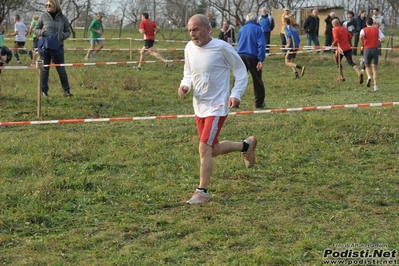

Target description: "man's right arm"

left=303, top=17, right=309, bottom=30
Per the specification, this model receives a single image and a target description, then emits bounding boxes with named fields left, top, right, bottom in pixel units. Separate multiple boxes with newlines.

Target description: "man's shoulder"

left=17, top=21, right=27, bottom=28
left=199, top=38, right=231, bottom=51
left=290, top=26, right=298, bottom=33
left=213, top=38, right=232, bottom=47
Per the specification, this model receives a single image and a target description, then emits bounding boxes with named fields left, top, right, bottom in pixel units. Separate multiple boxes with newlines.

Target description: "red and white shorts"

left=195, top=116, right=227, bottom=147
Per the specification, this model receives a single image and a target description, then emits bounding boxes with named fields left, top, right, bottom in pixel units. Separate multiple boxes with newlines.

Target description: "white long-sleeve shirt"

left=180, top=38, right=248, bottom=117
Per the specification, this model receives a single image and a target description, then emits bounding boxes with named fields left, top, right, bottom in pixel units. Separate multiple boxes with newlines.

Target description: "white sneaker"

left=84, top=56, right=89, bottom=61
left=243, top=136, right=257, bottom=168
left=359, top=58, right=365, bottom=68
left=186, top=189, right=210, bottom=204
left=374, top=86, right=379, bottom=92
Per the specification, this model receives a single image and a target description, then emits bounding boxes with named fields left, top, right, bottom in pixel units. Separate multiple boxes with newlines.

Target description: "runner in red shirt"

left=137, top=13, right=167, bottom=70
left=331, top=19, right=363, bottom=83
left=360, top=17, right=385, bottom=91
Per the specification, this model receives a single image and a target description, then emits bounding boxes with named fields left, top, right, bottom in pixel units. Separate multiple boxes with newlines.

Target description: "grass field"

left=0, top=29, right=399, bottom=265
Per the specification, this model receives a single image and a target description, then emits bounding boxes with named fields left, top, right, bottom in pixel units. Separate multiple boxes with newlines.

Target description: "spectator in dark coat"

left=353, top=10, right=367, bottom=55
left=303, top=9, right=320, bottom=53
left=324, top=12, right=336, bottom=49
left=218, top=21, right=235, bottom=45
left=342, top=11, right=357, bottom=54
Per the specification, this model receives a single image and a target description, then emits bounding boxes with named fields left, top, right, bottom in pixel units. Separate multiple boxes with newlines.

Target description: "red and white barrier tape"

left=0, top=59, right=183, bottom=70
left=0, top=102, right=397, bottom=127
left=5, top=37, right=190, bottom=42
left=63, top=47, right=185, bottom=51
left=43, top=59, right=182, bottom=68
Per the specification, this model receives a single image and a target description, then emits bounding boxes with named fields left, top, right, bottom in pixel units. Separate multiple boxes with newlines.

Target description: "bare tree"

left=210, top=0, right=268, bottom=26
left=0, top=0, right=29, bottom=19
left=118, top=5, right=126, bottom=39
left=163, top=0, right=195, bottom=28
left=67, top=0, right=87, bottom=38
left=123, top=0, right=151, bottom=29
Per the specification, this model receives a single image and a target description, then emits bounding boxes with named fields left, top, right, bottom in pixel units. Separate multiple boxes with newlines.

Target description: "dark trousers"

left=325, top=34, right=333, bottom=47
left=353, top=33, right=362, bottom=56
left=40, top=47, right=70, bottom=93
left=264, top=31, right=271, bottom=54
left=239, top=55, right=265, bottom=107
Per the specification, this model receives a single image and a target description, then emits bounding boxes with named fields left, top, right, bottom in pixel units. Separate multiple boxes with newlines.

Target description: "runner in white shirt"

left=178, top=14, right=258, bottom=204
left=6, top=14, right=28, bottom=64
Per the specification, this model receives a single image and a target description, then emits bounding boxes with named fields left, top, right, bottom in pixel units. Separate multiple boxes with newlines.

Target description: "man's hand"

left=229, top=97, right=240, bottom=108
left=256, top=62, right=263, bottom=71
left=178, top=86, right=189, bottom=98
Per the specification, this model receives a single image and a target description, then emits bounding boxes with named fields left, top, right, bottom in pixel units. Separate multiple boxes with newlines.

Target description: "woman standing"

left=34, top=0, right=72, bottom=97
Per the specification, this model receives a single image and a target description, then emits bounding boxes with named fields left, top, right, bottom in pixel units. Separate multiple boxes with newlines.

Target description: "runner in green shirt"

left=85, top=12, right=104, bottom=61
left=28, top=15, right=39, bottom=66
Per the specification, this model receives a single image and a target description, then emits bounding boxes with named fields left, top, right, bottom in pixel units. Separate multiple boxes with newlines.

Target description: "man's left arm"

left=379, top=29, right=385, bottom=42
left=226, top=46, right=248, bottom=103
left=382, top=17, right=388, bottom=29
left=257, top=29, right=266, bottom=62
left=154, top=25, right=161, bottom=34
left=271, top=17, right=275, bottom=31
left=6, top=29, right=17, bottom=37
left=331, top=30, right=338, bottom=47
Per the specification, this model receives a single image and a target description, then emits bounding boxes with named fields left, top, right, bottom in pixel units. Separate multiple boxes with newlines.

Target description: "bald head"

left=189, top=14, right=210, bottom=27
left=261, top=7, right=268, bottom=15
left=332, top=18, right=340, bottom=27
left=188, top=14, right=212, bottom=47
left=246, top=12, right=257, bottom=22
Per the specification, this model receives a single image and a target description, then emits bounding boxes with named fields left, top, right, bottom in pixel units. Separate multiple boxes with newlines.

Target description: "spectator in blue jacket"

left=237, top=12, right=266, bottom=108
left=258, top=7, right=274, bottom=55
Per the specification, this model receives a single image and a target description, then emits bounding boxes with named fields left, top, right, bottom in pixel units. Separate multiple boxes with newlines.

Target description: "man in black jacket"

left=342, top=11, right=357, bottom=54
left=353, top=10, right=367, bottom=55
left=324, top=12, right=336, bottom=50
left=218, top=21, right=235, bottom=45
left=303, top=9, right=320, bottom=53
